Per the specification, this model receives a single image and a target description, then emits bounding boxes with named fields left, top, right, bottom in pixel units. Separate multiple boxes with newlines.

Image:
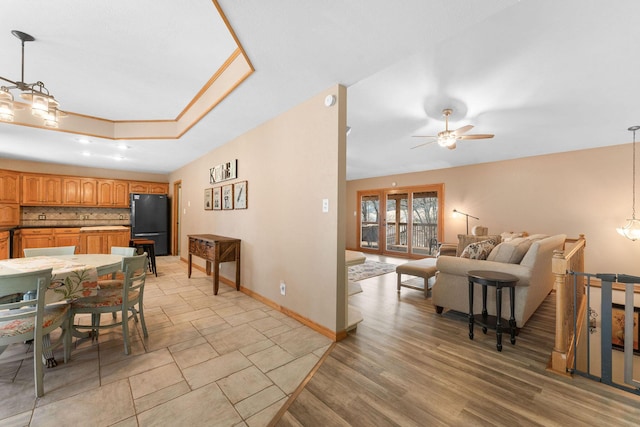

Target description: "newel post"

left=551, top=248, right=569, bottom=372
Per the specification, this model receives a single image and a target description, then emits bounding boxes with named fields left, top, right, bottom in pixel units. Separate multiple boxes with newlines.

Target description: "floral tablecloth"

left=0, top=256, right=98, bottom=303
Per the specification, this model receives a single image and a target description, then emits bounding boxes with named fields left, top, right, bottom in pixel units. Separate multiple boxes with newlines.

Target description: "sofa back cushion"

left=487, top=237, right=532, bottom=264
left=520, top=234, right=566, bottom=269
left=456, top=234, right=502, bottom=256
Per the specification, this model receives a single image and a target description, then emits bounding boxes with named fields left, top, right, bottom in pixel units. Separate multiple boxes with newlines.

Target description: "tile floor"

left=0, top=257, right=332, bottom=427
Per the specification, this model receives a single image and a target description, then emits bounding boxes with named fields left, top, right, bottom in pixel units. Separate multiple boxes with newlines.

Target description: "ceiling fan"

left=412, top=108, right=494, bottom=150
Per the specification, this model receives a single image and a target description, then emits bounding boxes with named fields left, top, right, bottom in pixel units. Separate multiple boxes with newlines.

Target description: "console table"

left=188, top=234, right=241, bottom=295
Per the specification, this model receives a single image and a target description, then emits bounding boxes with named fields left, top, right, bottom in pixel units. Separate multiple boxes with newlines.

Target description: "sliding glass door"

left=385, top=191, right=409, bottom=254
left=359, top=193, right=380, bottom=250
left=357, top=184, right=444, bottom=258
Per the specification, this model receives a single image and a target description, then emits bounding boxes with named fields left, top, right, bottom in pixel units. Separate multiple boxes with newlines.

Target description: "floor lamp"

left=453, top=209, right=479, bottom=234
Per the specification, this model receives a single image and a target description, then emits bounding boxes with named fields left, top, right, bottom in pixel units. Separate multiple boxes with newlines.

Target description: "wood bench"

left=396, top=258, right=437, bottom=297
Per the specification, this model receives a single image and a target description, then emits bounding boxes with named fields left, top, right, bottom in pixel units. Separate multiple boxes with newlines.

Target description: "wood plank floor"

left=275, top=255, right=640, bottom=426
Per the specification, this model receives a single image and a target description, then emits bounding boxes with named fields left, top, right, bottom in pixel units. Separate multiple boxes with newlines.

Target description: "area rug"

left=348, top=260, right=397, bottom=282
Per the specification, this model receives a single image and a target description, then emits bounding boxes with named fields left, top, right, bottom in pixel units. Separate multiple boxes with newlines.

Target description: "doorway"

left=357, top=184, right=444, bottom=258
left=172, top=180, right=182, bottom=256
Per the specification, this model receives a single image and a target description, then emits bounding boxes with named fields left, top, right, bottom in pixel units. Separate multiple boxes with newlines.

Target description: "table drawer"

left=189, top=239, right=215, bottom=259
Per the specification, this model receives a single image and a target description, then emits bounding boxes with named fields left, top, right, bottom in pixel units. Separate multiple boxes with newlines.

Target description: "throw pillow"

left=487, top=238, right=533, bottom=264
left=456, top=234, right=502, bottom=256
left=460, top=239, right=497, bottom=260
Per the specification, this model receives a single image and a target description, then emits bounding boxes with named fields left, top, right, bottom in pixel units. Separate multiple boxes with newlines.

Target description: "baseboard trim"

left=179, top=257, right=345, bottom=342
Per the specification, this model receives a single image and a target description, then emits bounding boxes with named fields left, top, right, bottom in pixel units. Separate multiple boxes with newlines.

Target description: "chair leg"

left=63, top=315, right=72, bottom=363
left=34, top=333, right=44, bottom=398
left=138, top=302, right=148, bottom=338
left=122, top=308, right=130, bottom=355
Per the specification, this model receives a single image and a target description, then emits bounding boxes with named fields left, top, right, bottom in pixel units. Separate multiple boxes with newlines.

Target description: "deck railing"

left=385, top=223, right=438, bottom=250
left=551, top=234, right=587, bottom=373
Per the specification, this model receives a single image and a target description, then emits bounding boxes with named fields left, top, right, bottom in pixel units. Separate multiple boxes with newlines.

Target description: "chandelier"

left=0, top=30, right=61, bottom=128
left=616, top=125, right=640, bottom=240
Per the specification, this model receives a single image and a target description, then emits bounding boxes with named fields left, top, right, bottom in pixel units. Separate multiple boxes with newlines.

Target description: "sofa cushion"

left=487, top=237, right=533, bottom=264
left=460, top=239, right=497, bottom=260
left=500, top=231, right=526, bottom=242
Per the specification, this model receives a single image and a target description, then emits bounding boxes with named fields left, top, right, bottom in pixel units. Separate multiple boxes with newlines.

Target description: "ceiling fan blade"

left=453, top=125, right=473, bottom=135
left=458, top=134, right=494, bottom=140
left=410, top=140, right=436, bottom=149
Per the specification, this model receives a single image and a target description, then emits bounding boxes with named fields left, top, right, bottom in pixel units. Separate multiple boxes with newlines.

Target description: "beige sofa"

left=432, top=234, right=566, bottom=328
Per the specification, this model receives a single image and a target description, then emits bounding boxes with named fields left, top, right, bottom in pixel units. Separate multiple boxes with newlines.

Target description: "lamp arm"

left=0, top=75, right=18, bottom=86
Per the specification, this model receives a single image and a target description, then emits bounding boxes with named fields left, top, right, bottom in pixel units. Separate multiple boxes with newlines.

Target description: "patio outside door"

left=359, top=193, right=380, bottom=250
left=357, top=185, right=443, bottom=258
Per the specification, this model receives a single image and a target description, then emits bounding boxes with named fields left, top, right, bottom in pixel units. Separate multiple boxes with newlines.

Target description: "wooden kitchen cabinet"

left=0, top=231, right=9, bottom=259
left=21, top=174, right=62, bottom=205
left=62, top=178, right=98, bottom=205
left=130, top=181, right=168, bottom=195
left=98, top=180, right=129, bottom=207
left=53, top=228, right=81, bottom=250
left=80, top=229, right=130, bottom=254
left=0, top=204, right=19, bottom=227
left=0, top=170, right=20, bottom=203
left=20, top=228, right=55, bottom=253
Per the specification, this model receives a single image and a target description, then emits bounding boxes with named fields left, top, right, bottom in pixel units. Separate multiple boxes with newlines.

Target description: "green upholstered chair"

left=70, top=253, right=148, bottom=355
left=0, top=268, right=71, bottom=397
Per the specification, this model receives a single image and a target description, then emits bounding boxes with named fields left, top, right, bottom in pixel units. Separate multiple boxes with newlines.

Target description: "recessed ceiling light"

left=82, top=151, right=90, bottom=156
left=116, top=143, right=129, bottom=150
left=75, top=137, right=91, bottom=144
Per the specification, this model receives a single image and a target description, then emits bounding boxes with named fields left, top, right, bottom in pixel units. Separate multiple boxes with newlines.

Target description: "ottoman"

left=396, top=258, right=437, bottom=298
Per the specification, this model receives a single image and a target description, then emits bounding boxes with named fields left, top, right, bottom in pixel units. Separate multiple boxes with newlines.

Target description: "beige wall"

left=0, top=159, right=168, bottom=182
left=346, top=144, right=640, bottom=275
left=169, top=85, right=347, bottom=332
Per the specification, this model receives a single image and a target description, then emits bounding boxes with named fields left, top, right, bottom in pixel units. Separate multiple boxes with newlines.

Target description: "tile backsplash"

left=22, top=206, right=130, bottom=227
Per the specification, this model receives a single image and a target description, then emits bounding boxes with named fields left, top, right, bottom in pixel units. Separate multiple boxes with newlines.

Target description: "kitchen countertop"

left=11, top=225, right=130, bottom=230
left=79, top=226, right=130, bottom=231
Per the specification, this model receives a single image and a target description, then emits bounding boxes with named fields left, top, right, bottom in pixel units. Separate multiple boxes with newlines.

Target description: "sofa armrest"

left=435, top=256, right=532, bottom=285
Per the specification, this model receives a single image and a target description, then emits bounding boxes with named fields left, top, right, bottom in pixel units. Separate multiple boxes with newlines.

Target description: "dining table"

left=0, top=253, right=123, bottom=366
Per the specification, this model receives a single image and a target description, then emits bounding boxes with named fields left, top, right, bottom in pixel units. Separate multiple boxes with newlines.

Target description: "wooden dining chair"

left=24, top=246, right=76, bottom=257
left=0, top=268, right=71, bottom=397
left=70, top=253, right=148, bottom=355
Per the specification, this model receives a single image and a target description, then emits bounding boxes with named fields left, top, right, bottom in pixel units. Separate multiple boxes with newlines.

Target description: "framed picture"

left=213, top=187, right=222, bottom=210
left=204, top=188, right=213, bottom=210
left=234, top=181, right=247, bottom=209
left=222, top=184, right=234, bottom=210
left=611, top=303, right=640, bottom=354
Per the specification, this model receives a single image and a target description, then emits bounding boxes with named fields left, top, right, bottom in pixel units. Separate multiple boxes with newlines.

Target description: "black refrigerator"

left=130, top=193, right=169, bottom=256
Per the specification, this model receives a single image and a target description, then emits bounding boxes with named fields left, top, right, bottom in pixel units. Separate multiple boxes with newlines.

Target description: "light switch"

left=322, top=199, right=329, bottom=213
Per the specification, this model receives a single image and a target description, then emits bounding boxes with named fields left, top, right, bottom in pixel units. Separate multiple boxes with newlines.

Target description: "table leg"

left=481, top=284, right=488, bottom=334
left=235, top=243, right=241, bottom=291
left=509, top=287, right=516, bottom=345
left=468, top=279, right=474, bottom=340
left=496, top=286, right=503, bottom=352
left=188, top=253, right=192, bottom=278
left=213, top=260, right=220, bottom=295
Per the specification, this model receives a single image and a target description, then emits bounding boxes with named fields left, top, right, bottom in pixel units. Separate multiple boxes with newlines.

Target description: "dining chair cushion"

left=97, top=279, right=124, bottom=290
left=71, top=289, right=140, bottom=309
left=0, top=305, right=69, bottom=339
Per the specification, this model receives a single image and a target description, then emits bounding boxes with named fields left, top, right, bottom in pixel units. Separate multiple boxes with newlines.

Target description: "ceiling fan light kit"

left=412, top=108, right=494, bottom=150
left=0, top=30, right=61, bottom=128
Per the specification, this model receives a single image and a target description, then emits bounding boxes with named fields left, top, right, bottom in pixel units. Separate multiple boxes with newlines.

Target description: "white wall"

left=346, top=144, right=640, bottom=275
left=169, top=85, right=347, bottom=333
